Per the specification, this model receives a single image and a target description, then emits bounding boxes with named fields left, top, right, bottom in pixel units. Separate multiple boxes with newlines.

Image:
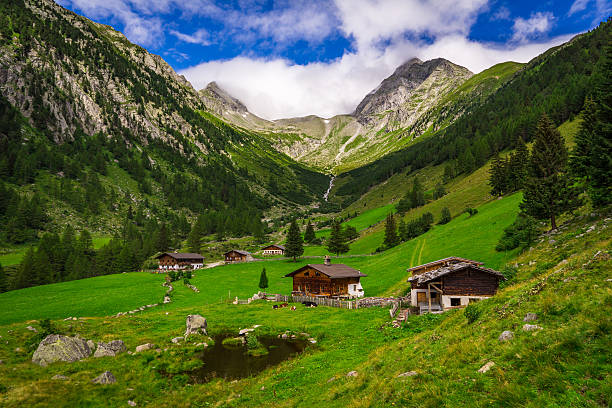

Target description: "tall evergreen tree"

left=155, top=223, right=170, bottom=252
left=187, top=215, right=204, bottom=253
left=284, top=220, right=303, bottom=261
left=326, top=220, right=349, bottom=256
left=433, top=183, right=446, bottom=199
left=398, top=219, right=408, bottom=241
left=304, top=220, right=316, bottom=243
left=14, top=247, right=36, bottom=289
left=508, top=137, right=529, bottom=192
left=571, top=97, right=597, bottom=182
left=0, top=262, right=6, bottom=293
left=520, top=114, right=580, bottom=230
left=258, top=267, right=268, bottom=290
left=489, top=152, right=507, bottom=197
left=439, top=207, right=451, bottom=224
left=588, top=43, right=612, bottom=206
left=383, top=213, right=400, bottom=248
left=410, top=177, right=425, bottom=208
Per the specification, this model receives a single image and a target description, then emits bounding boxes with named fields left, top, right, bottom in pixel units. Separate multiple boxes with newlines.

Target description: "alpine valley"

left=0, top=1, right=610, bottom=407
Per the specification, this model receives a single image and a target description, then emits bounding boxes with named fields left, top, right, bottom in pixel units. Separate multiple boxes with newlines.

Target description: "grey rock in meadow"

left=163, top=296, right=171, bottom=304
left=346, top=371, right=358, bottom=377
left=92, top=371, right=116, bottom=384
left=523, top=313, right=538, bottom=322
left=87, top=340, right=96, bottom=350
left=32, top=334, right=92, bottom=367
left=171, top=337, right=183, bottom=344
left=127, top=401, right=137, bottom=407
left=397, top=371, right=418, bottom=377
left=327, top=376, right=336, bottom=383
left=94, top=340, right=127, bottom=357
left=52, top=374, right=68, bottom=380
left=135, top=343, right=155, bottom=353
left=498, top=331, right=514, bottom=342
left=26, top=325, right=38, bottom=332
left=184, top=315, right=207, bottom=338
left=522, top=324, right=543, bottom=332
left=478, top=361, right=495, bottom=373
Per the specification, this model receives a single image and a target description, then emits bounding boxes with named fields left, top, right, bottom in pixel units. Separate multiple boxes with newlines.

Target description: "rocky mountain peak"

left=200, top=81, right=248, bottom=116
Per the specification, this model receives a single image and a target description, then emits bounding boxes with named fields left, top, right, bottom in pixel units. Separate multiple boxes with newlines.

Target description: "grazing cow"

left=302, top=301, right=317, bottom=307
left=290, top=306, right=296, bottom=311
left=273, top=305, right=278, bottom=309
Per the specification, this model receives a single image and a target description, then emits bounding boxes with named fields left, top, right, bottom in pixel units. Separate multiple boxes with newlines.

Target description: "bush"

left=183, top=270, right=192, bottom=279
left=496, top=214, right=540, bottom=251
left=438, top=207, right=451, bottom=225
left=464, top=304, right=481, bottom=324
left=464, top=207, right=478, bottom=217
left=499, top=265, right=518, bottom=288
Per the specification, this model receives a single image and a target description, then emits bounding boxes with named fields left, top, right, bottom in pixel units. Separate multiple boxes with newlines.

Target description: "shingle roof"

left=263, top=244, right=285, bottom=250
left=407, top=262, right=505, bottom=285
left=225, top=249, right=251, bottom=256
left=155, top=252, right=204, bottom=260
left=284, top=264, right=367, bottom=279
left=406, top=257, right=483, bottom=272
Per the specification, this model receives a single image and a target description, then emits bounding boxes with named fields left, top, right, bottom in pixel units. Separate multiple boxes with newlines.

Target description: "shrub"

left=496, top=214, right=540, bottom=251
left=438, top=207, right=451, bottom=224
left=183, top=270, right=192, bottom=279
left=499, top=265, right=518, bottom=288
left=464, top=207, right=478, bottom=217
left=464, top=304, right=482, bottom=324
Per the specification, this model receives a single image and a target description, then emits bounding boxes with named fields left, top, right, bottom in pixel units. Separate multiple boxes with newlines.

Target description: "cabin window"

left=315, top=272, right=320, bottom=276
left=450, top=298, right=461, bottom=306
left=304, top=272, right=309, bottom=276
left=430, top=292, right=437, bottom=299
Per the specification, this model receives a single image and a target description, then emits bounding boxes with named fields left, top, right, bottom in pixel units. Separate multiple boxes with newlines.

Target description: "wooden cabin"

left=156, top=252, right=204, bottom=270
left=262, top=244, right=285, bottom=256
left=407, top=257, right=505, bottom=313
left=224, top=250, right=254, bottom=263
left=284, top=256, right=367, bottom=298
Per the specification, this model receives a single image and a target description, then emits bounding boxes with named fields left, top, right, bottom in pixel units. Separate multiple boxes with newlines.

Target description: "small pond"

left=189, top=334, right=308, bottom=383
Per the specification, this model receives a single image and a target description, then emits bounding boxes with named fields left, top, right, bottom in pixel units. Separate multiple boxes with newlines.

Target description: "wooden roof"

left=155, top=252, right=204, bottom=260
left=224, top=249, right=251, bottom=256
left=407, top=262, right=505, bottom=285
left=284, top=264, right=367, bottom=279
left=262, top=244, right=285, bottom=250
left=406, top=257, right=483, bottom=272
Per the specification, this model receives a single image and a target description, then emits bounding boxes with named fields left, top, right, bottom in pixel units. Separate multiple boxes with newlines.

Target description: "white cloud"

left=511, top=11, right=555, bottom=43
left=491, top=6, right=511, bottom=21
left=568, top=0, right=591, bottom=15
left=180, top=33, right=574, bottom=120
left=170, top=28, right=210, bottom=46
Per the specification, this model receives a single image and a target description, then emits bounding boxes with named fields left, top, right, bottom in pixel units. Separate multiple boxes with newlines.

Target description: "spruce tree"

left=14, top=247, right=36, bottom=289
left=187, top=215, right=204, bottom=253
left=383, top=213, right=400, bottom=249
left=489, top=152, right=506, bottom=196
left=326, top=220, right=349, bottom=256
left=410, top=177, right=425, bottom=208
left=508, top=137, right=529, bottom=192
left=571, top=97, right=597, bottom=183
left=398, top=219, right=407, bottom=241
left=304, top=221, right=316, bottom=243
left=258, top=267, right=268, bottom=290
left=589, top=43, right=612, bottom=206
left=284, top=220, right=304, bottom=261
left=520, top=114, right=580, bottom=230
left=155, top=223, right=170, bottom=252
left=0, top=262, right=6, bottom=293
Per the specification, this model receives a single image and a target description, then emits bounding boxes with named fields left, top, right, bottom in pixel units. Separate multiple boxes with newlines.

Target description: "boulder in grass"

left=498, top=331, right=514, bottom=342
left=171, top=337, right=183, bottom=344
left=523, top=313, right=538, bottom=322
left=522, top=324, right=543, bottom=332
left=346, top=371, right=358, bottom=378
left=478, top=361, right=495, bottom=373
left=32, top=335, right=92, bottom=367
left=184, top=315, right=207, bottom=338
left=92, top=371, right=116, bottom=384
left=135, top=343, right=155, bottom=353
left=397, top=371, right=418, bottom=377
left=52, top=374, right=68, bottom=380
left=94, top=340, right=127, bottom=357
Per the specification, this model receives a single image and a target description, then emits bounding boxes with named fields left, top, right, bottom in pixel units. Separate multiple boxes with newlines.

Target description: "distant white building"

left=262, top=244, right=285, bottom=256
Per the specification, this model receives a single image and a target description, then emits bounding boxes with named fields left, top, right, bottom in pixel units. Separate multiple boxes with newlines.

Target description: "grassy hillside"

left=0, top=205, right=608, bottom=407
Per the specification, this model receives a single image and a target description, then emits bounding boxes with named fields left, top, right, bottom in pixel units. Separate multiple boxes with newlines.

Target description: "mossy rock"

left=247, top=346, right=269, bottom=357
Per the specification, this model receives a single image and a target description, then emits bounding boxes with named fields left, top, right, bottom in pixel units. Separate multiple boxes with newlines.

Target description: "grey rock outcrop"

left=498, top=331, right=514, bottom=342
left=523, top=313, right=538, bottom=322
left=184, top=315, right=207, bottom=338
left=171, top=337, right=183, bottom=344
left=522, top=324, right=543, bottom=332
left=32, top=335, right=92, bottom=367
left=94, top=340, right=127, bottom=357
left=346, top=371, right=358, bottom=377
left=478, top=361, right=495, bottom=373
left=135, top=343, right=155, bottom=353
left=397, top=371, right=418, bottom=377
left=92, top=371, right=116, bottom=384
left=52, top=374, right=69, bottom=380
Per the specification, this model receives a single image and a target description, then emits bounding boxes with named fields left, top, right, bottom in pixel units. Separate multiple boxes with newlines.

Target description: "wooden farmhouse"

left=284, top=256, right=367, bottom=298
left=155, top=252, right=204, bottom=270
left=224, top=250, right=254, bottom=264
left=407, top=257, right=505, bottom=313
left=261, top=244, right=285, bottom=256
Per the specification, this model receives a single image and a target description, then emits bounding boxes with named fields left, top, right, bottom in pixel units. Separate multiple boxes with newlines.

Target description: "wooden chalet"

left=156, top=252, right=204, bottom=270
left=407, top=257, right=505, bottom=314
left=284, top=256, right=367, bottom=298
left=224, top=250, right=254, bottom=263
left=262, top=244, right=285, bottom=256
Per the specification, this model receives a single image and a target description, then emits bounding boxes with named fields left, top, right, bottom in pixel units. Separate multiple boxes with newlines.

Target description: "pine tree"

left=14, top=247, right=36, bottom=289
left=326, top=220, right=349, bottom=256
left=0, top=262, right=6, bottom=293
left=187, top=215, right=204, bottom=253
left=410, top=177, right=425, bottom=208
left=258, top=267, right=268, bottom=290
left=284, top=220, right=304, bottom=261
left=520, top=114, right=580, bottom=230
left=589, top=43, right=612, bottom=206
left=304, top=221, right=316, bottom=243
left=489, top=151, right=507, bottom=196
left=508, top=137, right=529, bottom=192
left=433, top=183, right=446, bottom=199
left=383, top=213, right=400, bottom=249
left=571, top=97, right=597, bottom=182
left=398, top=219, right=407, bottom=241
left=439, top=207, right=451, bottom=224
left=155, top=223, right=170, bottom=252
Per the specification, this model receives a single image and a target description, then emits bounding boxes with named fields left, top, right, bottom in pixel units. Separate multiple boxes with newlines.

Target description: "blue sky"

left=56, top=0, right=611, bottom=119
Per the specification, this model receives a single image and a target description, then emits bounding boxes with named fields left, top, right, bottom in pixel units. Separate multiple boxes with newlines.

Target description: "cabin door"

left=417, top=292, right=427, bottom=304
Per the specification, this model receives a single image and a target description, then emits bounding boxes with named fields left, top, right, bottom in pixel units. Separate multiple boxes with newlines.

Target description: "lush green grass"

left=344, top=204, right=394, bottom=231
left=0, top=273, right=165, bottom=325
left=0, top=205, right=608, bottom=407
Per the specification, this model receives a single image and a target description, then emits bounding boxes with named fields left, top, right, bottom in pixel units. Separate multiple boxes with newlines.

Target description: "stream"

left=323, top=175, right=335, bottom=202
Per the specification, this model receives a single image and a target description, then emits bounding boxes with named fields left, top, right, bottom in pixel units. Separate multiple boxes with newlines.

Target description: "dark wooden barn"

left=224, top=250, right=254, bottom=263
left=155, top=252, right=204, bottom=270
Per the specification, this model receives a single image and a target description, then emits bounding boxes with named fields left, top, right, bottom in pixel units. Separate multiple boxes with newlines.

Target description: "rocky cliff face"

left=200, top=58, right=476, bottom=173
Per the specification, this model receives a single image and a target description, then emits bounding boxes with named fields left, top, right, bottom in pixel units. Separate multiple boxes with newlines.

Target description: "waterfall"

left=323, top=176, right=335, bottom=202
